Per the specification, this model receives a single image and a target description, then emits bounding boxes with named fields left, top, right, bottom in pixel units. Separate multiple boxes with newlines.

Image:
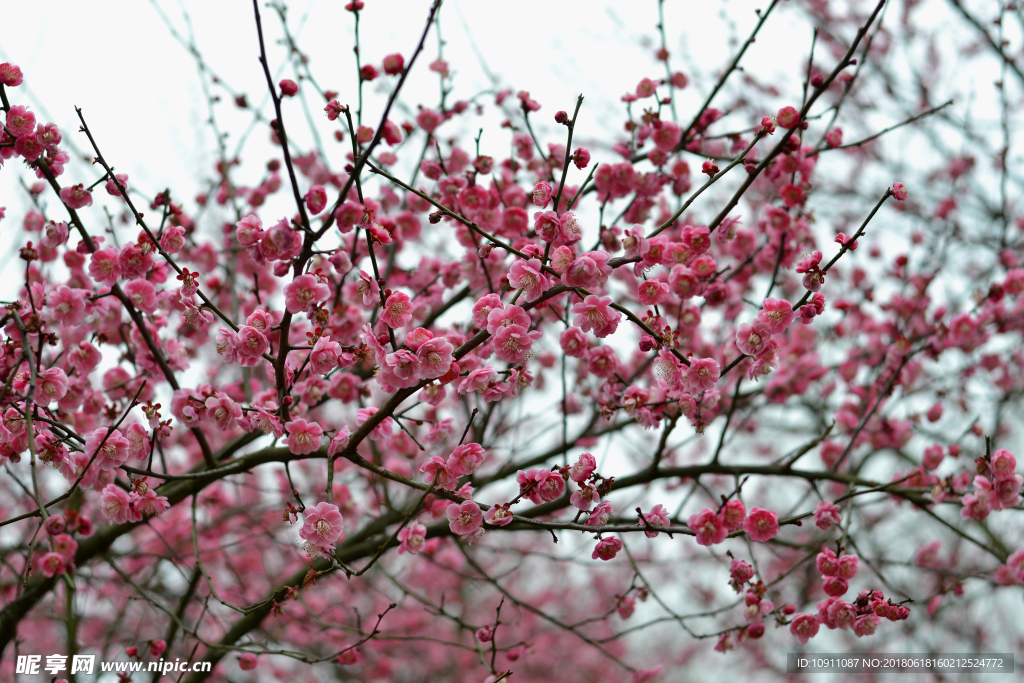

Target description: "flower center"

left=315, top=518, right=333, bottom=539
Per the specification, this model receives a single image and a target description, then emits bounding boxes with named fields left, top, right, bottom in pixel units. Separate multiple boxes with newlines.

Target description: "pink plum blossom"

left=416, top=337, right=454, bottom=379
left=735, top=320, right=772, bottom=356
left=420, top=456, right=459, bottom=490
left=285, top=419, right=324, bottom=454
left=790, top=613, right=820, bottom=643
left=356, top=270, right=380, bottom=306
left=381, top=291, right=413, bottom=328
left=743, top=507, right=780, bottom=542
left=310, top=336, right=341, bottom=374
left=688, top=508, right=727, bottom=546
left=517, top=468, right=566, bottom=504
left=592, top=536, right=623, bottom=561
left=507, top=258, right=547, bottom=302
left=99, top=484, right=137, bottom=524
left=205, top=395, right=242, bottom=430
left=86, top=428, right=130, bottom=471
left=641, top=504, right=670, bottom=537
left=571, top=295, right=622, bottom=338
left=571, top=485, right=600, bottom=511
left=447, top=443, right=486, bottom=477
left=686, top=358, right=720, bottom=393
left=299, top=502, right=344, bottom=553
left=447, top=500, right=484, bottom=538
left=569, top=453, right=597, bottom=482
left=398, top=522, right=427, bottom=554
left=284, top=274, right=330, bottom=314
left=814, top=500, right=842, bottom=531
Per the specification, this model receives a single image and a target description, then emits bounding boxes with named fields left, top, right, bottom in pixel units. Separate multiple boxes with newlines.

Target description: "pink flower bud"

left=360, top=64, right=379, bottom=81
left=730, top=559, right=754, bottom=583
left=823, top=576, right=849, bottom=596
left=44, top=515, right=66, bottom=536
left=776, top=106, right=800, bottom=129
left=639, top=334, right=658, bottom=352
left=382, top=53, right=405, bottom=75
left=239, top=653, right=258, bottom=670
left=572, top=147, right=591, bottom=169
left=304, top=185, right=327, bottom=215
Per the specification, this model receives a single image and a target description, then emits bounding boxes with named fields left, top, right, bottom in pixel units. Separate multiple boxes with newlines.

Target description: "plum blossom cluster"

left=715, top=557, right=792, bottom=647
left=30, top=510, right=90, bottom=580
left=1, top=0, right=1023, bottom=678
left=734, top=297, right=795, bottom=380
left=687, top=500, right=780, bottom=546
left=99, top=481, right=170, bottom=524
left=421, top=442, right=487, bottom=492
left=960, top=449, right=1021, bottom=521
left=786, top=548, right=909, bottom=645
